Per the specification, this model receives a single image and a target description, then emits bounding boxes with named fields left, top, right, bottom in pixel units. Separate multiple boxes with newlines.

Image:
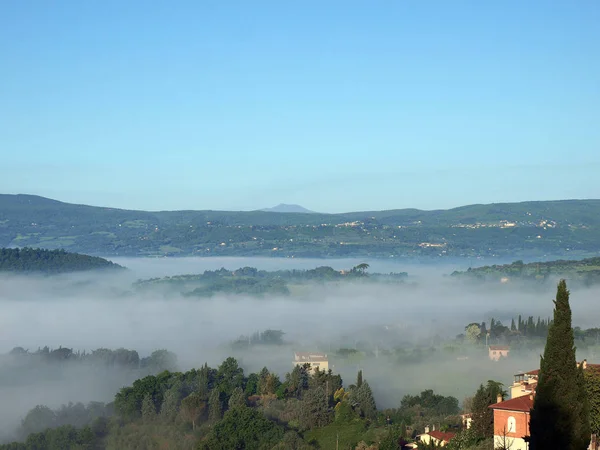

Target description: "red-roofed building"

left=417, top=427, right=456, bottom=447
left=489, top=394, right=533, bottom=450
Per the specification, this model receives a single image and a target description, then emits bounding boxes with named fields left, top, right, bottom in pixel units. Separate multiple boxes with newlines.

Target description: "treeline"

left=5, top=346, right=177, bottom=372
left=463, top=315, right=553, bottom=346
left=451, top=257, right=600, bottom=287
left=463, top=315, right=600, bottom=348
left=134, top=264, right=408, bottom=297
left=232, top=329, right=286, bottom=349
left=0, top=248, right=123, bottom=274
left=1, top=357, right=464, bottom=450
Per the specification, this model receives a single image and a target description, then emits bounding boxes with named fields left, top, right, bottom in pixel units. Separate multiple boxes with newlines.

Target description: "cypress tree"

left=356, top=370, right=363, bottom=388
left=510, top=318, right=516, bottom=332
left=529, top=280, right=590, bottom=450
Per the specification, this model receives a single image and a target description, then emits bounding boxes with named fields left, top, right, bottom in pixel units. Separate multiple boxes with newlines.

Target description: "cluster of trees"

left=135, top=264, right=408, bottom=298
left=18, top=402, right=113, bottom=439
left=5, top=347, right=177, bottom=372
left=452, top=257, right=600, bottom=287
left=0, top=248, right=123, bottom=274
left=2, top=354, right=472, bottom=450
left=232, top=329, right=286, bottom=349
left=464, top=315, right=553, bottom=345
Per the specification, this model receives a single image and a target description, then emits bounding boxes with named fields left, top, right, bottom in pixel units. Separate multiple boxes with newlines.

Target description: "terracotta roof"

left=526, top=369, right=540, bottom=375
left=489, top=395, right=534, bottom=412
left=489, top=345, right=510, bottom=351
left=428, top=431, right=456, bottom=442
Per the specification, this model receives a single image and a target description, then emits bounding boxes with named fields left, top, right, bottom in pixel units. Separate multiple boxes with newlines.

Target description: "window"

left=507, top=416, right=516, bottom=433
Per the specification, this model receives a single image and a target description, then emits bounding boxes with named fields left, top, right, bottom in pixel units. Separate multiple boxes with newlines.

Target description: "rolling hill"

left=1, top=194, right=600, bottom=258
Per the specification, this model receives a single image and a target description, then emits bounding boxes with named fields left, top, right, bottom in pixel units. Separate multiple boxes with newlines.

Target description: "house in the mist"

left=293, top=352, right=329, bottom=373
left=488, top=345, right=510, bottom=361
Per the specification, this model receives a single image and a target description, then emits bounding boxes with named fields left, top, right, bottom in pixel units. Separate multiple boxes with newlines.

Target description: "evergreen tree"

left=245, top=373, right=259, bottom=396
left=299, top=386, right=332, bottom=430
left=357, top=370, right=363, bottom=388
left=141, top=393, right=156, bottom=422
left=510, top=318, right=516, bottom=332
left=228, top=387, right=246, bottom=409
left=575, top=364, right=592, bottom=449
left=160, top=385, right=181, bottom=422
left=208, top=389, right=222, bottom=423
left=470, top=380, right=505, bottom=439
left=584, top=368, right=600, bottom=436
left=353, top=381, right=377, bottom=419
left=197, top=364, right=210, bottom=400
left=530, top=280, right=590, bottom=450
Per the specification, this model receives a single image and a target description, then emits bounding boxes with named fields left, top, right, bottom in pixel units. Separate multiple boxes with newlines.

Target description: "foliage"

left=452, top=257, right=600, bottom=288
left=470, top=381, right=506, bottom=439
left=530, top=280, right=591, bottom=450
left=198, top=406, right=284, bottom=450
left=208, top=389, right=222, bottom=423
left=352, top=381, right=377, bottom=420
left=228, top=386, right=246, bottom=409
left=141, top=393, right=156, bottom=422
left=180, top=393, right=205, bottom=430
left=299, top=386, right=332, bottom=430
left=400, top=389, right=460, bottom=417
left=585, top=367, right=600, bottom=436
left=0, top=247, right=123, bottom=274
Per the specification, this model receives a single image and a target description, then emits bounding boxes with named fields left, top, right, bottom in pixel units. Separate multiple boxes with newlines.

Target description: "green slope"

left=1, top=194, right=600, bottom=258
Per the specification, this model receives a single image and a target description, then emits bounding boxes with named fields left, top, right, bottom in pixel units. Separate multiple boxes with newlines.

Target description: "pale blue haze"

left=1, top=1, right=599, bottom=212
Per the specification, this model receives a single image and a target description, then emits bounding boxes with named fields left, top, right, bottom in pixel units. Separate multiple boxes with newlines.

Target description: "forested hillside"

left=134, top=264, right=407, bottom=297
left=0, top=248, right=123, bottom=274
left=0, top=355, right=462, bottom=450
left=451, top=257, right=600, bottom=286
left=2, top=194, right=600, bottom=258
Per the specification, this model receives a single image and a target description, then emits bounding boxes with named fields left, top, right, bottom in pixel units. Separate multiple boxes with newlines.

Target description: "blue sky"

left=1, top=1, right=599, bottom=213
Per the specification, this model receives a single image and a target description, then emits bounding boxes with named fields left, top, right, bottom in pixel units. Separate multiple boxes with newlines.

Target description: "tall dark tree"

left=470, top=380, right=505, bottom=439
left=530, top=280, right=591, bottom=450
left=356, top=370, right=363, bottom=388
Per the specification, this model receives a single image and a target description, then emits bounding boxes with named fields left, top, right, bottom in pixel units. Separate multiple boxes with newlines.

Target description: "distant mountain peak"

left=260, top=204, right=317, bottom=214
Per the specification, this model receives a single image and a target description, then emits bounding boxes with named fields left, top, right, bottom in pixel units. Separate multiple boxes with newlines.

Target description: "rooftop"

left=428, top=430, right=456, bottom=442
left=489, top=395, right=534, bottom=413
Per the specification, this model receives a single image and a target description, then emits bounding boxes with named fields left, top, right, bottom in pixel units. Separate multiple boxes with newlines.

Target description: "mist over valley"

left=2, top=254, right=600, bottom=446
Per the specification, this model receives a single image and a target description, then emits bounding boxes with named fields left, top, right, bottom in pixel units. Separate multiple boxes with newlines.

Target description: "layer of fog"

left=1, top=257, right=600, bottom=442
